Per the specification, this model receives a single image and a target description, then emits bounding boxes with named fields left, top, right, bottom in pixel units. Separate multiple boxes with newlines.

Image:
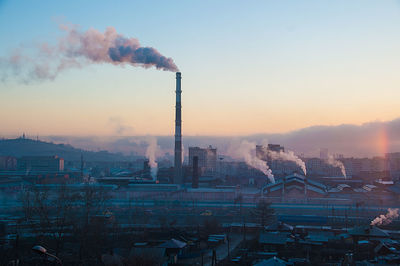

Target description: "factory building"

left=188, top=146, right=217, bottom=176
left=0, top=156, right=17, bottom=170
left=262, top=173, right=326, bottom=199
left=17, top=155, right=64, bottom=172
left=385, top=152, right=400, bottom=181
left=320, top=148, right=329, bottom=160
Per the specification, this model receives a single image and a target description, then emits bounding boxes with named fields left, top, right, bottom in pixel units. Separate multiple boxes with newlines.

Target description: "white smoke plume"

left=227, top=140, right=275, bottom=183
left=268, top=150, right=307, bottom=176
left=1, top=23, right=178, bottom=82
left=107, top=116, right=133, bottom=135
left=370, top=208, right=399, bottom=226
left=327, top=155, right=347, bottom=178
left=145, top=137, right=159, bottom=180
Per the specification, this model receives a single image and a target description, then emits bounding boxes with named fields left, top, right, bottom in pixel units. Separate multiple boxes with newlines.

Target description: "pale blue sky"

left=1, top=0, right=400, bottom=136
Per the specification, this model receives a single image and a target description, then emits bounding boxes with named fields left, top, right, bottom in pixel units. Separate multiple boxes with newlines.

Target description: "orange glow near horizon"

left=377, top=125, right=389, bottom=156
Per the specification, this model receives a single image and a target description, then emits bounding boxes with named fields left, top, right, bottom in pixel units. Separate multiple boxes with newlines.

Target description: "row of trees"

left=19, top=183, right=112, bottom=260
left=14, top=184, right=275, bottom=264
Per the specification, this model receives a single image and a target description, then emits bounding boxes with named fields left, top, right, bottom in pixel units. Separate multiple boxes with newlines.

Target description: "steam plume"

left=268, top=150, right=307, bottom=176
left=370, top=208, right=399, bottom=226
left=1, top=24, right=178, bottom=82
left=327, top=155, right=347, bottom=178
left=108, top=116, right=133, bottom=135
left=227, top=140, right=275, bottom=183
left=145, top=137, right=159, bottom=180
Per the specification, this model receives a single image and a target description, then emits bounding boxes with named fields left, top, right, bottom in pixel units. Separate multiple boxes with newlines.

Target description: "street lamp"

left=32, top=245, right=62, bottom=265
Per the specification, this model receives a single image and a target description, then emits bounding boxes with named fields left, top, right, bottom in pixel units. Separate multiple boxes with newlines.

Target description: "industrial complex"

left=0, top=73, right=400, bottom=265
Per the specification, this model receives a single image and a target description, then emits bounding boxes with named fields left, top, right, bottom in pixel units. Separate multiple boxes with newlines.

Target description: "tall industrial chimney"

left=174, top=72, right=183, bottom=184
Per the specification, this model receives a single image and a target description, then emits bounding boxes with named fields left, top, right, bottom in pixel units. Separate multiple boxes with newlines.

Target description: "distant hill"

left=0, top=138, right=136, bottom=162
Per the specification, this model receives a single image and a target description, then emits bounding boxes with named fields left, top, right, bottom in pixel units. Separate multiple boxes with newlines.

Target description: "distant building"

left=17, top=155, right=64, bottom=172
left=0, top=156, right=17, bottom=170
left=268, top=144, right=285, bottom=153
left=334, top=153, right=344, bottom=159
left=256, top=144, right=284, bottom=160
left=320, top=148, right=329, bottom=160
left=305, top=158, right=343, bottom=177
left=340, top=157, right=387, bottom=180
left=385, top=152, right=400, bottom=181
left=188, top=146, right=217, bottom=176
left=157, top=167, right=174, bottom=183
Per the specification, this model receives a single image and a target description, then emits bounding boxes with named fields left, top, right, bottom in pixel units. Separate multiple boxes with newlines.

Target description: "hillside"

left=0, top=138, right=135, bottom=162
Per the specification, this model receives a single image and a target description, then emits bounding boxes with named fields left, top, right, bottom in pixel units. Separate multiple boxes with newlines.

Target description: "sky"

left=1, top=0, right=400, bottom=137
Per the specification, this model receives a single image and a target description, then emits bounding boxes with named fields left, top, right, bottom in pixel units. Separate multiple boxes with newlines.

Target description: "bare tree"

left=253, top=199, right=275, bottom=227
left=234, top=194, right=243, bottom=214
left=20, top=184, right=79, bottom=255
left=82, top=184, right=109, bottom=228
left=52, top=183, right=80, bottom=255
left=77, top=183, right=111, bottom=262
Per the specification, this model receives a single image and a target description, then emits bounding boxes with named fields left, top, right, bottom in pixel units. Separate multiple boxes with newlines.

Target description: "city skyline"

left=1, top=1, right=400, bottom=137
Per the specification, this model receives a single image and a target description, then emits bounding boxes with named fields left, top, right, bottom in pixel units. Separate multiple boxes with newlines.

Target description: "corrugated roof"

left=348, top=226, right=389, bottom=237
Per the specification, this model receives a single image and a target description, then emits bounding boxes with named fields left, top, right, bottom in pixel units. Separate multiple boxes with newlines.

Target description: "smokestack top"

left=176, top=72, right=181, bottom=78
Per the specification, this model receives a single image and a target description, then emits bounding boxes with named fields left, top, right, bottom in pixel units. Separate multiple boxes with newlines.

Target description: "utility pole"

left=80, top=153, right=84, bottom=179
left=243, top=216, right=246, bottom=241
left=227, top=233, right=230, bottom=260
left=211, top=249, right=217, bottom=266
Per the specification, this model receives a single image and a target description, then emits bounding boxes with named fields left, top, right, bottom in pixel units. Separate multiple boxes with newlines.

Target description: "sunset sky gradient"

left=1, top=0, right=400, bottom=137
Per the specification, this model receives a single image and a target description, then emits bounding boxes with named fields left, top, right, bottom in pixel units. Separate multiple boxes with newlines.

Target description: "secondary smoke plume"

left=145, top=137, right=159, bottom=180
left=227, top=140, right=275, bottom=183
left=327, top=155, right=347, bottom=178
left=1, top=24, right=178, bottom=82
left=370, top=208, right=399, bottom=226
left=108, top=116, right=133, bottom=135
left=268, top=150, right=307, bottom=176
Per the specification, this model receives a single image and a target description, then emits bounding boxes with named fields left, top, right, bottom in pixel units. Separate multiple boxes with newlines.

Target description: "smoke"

left=256, top=140, right=306, bottom=175
left=145, top=137, right=159, bottom=180
left=370, top=208, right=399, bottom=226
left=327, top=155, right=347, bottom=178
left=107, top=116, right=133, bottom=135
left=227, top=140, right=275, bottom=183
left=1, top=24, right=178, bottom=82
left=268, top=150, right=307, bottom=176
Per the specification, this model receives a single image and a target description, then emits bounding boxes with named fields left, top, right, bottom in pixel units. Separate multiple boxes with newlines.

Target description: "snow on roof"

left=253, top=256, right=289, bottom=266
left=158, top=238, right=187, bottom=249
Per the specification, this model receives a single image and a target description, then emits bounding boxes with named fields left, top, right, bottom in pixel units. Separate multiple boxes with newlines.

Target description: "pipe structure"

left=192, top=156, right=199, bottom=188
left=174, top=72, right=183, bottom=184
left=32, top=245, right=62, bottom=265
